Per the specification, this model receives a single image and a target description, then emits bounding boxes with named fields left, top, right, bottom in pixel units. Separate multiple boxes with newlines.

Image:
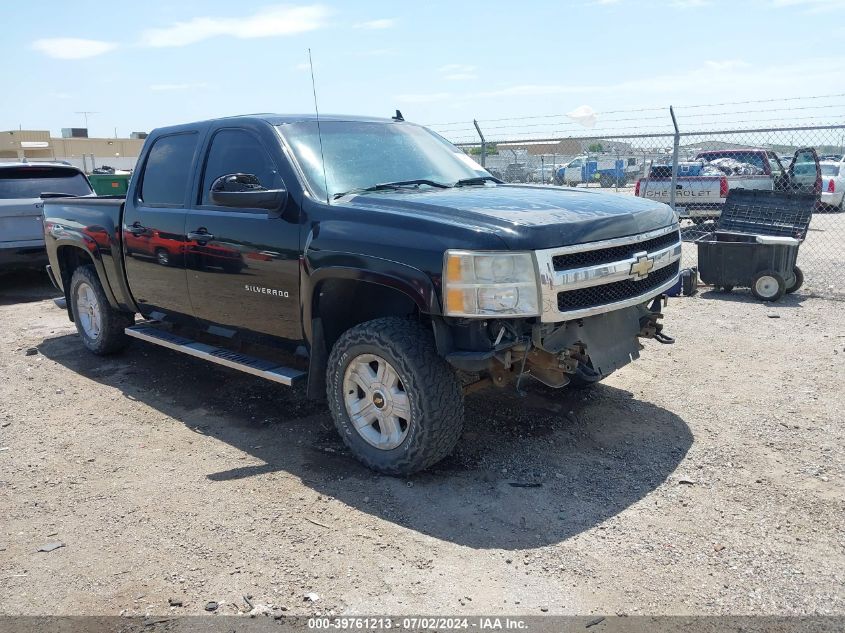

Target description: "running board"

left=125, top=324, right=306, bottom=387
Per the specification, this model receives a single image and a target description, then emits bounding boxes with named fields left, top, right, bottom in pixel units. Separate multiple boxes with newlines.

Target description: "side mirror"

left=209, top=173, right=287, bottom=211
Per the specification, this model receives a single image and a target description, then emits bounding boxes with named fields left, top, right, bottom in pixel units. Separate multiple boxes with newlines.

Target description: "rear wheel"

left=326, top=318, right=464, bottom=475
left=751, top=270, right=785, bottom=302
left=69, top=266, right=134, bottom=355
left=785, top=266, right=804, bottom=294
left=155, top=248, right=170, bottom=267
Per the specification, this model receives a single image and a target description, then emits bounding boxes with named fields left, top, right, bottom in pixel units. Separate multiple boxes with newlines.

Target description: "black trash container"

left=696, top=188, right=816, bottom=301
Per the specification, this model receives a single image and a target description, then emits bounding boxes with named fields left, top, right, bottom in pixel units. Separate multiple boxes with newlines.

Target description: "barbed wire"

left=425, top=93, right=845, bottom=128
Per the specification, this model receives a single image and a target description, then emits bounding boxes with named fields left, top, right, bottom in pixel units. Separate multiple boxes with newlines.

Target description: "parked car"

left=819, top=161, right=845, bottom=212
left=43, top=113, right=680, bottom=475
left=503, top=163, right=529, bottom=183
left=0, top=162, right=93, bottom=272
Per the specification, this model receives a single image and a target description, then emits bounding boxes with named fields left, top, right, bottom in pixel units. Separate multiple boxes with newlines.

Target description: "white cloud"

left=670, top=0, right=711, bottom=7
left=141, top=4, right=330, bottom=48
left=772, top=0, right=845, bottom=12
left=32, top=38, right=117, bottom=59
left=353, top=18, right=396, bottom=29
left=439, top=64, right=475, bottom=73
left=439, top=64, right=477, bottom=81
left=149, top=82, right=208, bottom=91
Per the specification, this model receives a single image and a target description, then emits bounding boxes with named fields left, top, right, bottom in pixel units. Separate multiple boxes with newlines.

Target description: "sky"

left=2, top=0, right=844, bottom=142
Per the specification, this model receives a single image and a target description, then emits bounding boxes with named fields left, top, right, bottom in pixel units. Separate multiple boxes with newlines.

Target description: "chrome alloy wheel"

left=342, top=353, right=411, bottom=450
left=75, top=282, right=102, bottom=340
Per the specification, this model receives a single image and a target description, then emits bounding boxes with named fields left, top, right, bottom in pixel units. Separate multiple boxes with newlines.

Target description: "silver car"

left=0, top=162, right=93, bottom=271
left=820, top=161, right=845, bottom=212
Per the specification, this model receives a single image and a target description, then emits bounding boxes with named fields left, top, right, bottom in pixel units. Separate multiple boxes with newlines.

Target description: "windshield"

left=0, top=166, right=92, bottom=199
left=278, top=121, right=488, bottom=200
left=821, top=164, right=840, bottom=177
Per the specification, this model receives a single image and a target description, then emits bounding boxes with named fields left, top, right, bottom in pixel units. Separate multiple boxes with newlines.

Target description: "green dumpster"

left=88, top=173, right=131, bottom=196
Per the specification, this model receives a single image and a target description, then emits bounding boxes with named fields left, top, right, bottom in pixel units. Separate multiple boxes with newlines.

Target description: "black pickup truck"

left=43, top=113, right=680, bottom=475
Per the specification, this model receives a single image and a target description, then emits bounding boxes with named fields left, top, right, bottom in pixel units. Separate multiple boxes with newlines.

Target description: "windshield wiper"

left=333, top=179, right=450, bottom=200
left=453, top=176, right=502, bottom=187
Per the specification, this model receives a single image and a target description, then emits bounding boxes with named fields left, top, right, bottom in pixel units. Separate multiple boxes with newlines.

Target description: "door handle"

left=127, top=221, right=146, bottom=236
left=187, top=229, right=214, bottom=241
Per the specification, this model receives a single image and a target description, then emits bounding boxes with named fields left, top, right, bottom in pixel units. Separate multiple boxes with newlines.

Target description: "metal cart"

left=696, top=188, right=817, bottom=301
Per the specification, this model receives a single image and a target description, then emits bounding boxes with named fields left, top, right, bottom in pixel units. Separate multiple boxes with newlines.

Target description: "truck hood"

left=344, top=184, right=677, bottom=250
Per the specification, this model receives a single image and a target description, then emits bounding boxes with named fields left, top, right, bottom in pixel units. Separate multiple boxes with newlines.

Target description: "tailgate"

left=0, top=199, right=44, bottom=243
left=638, top=177, right=724, bottom=205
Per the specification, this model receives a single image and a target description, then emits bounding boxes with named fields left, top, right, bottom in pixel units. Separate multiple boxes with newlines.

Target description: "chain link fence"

left=434, top=101, right=845, bottom=299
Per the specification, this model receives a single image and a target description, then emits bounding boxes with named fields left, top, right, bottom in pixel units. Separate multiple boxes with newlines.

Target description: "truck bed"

left=42, top=195, right=136, bottom=312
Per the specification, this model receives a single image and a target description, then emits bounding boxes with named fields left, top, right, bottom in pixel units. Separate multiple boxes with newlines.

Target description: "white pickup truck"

left=635, top=149, right=797, bottom=223
left=635, top=163, right=727, bottom=223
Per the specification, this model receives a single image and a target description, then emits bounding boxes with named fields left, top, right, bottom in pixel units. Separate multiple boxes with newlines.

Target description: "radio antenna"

left=308, top=48, right=330, bottom=205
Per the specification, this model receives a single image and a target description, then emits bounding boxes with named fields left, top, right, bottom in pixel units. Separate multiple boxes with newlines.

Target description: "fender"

left=301, top=251, right=442, bottom=344
left=45, top=216, right=139, bottom=314
left=50, top=230, right=121, bottom=310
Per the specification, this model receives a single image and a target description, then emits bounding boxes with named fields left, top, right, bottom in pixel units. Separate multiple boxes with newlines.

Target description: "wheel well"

left=314, top=278, right=421, bottom=351
left=56, top=246, right=96, bottom=321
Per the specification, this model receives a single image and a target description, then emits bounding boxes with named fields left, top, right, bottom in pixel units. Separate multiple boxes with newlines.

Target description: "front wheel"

left=751, top=270, right=786, bottom=302
left=326, top=318, right=464, bottom=475
left=69, top=266, right=134, bottom=355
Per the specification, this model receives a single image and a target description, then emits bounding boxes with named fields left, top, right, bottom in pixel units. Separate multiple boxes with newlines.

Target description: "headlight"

left=443, top=251, right=540, bottom=317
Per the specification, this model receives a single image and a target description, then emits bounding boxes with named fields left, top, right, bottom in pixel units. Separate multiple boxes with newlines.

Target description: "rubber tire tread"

left=326, top=317, right=464, bottom=475
left=69, top=266, right=134, bottom=355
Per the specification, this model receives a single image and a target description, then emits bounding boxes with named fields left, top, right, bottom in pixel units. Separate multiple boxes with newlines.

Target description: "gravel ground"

left=0, top=271, right=843, bottom=617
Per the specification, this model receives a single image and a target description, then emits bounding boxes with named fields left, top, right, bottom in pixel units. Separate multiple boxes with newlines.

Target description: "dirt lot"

left=0, top=271, right=843, bottom=617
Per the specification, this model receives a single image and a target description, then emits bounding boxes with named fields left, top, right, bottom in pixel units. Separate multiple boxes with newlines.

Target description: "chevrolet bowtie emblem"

left=629, top=253, right=655, bottom=280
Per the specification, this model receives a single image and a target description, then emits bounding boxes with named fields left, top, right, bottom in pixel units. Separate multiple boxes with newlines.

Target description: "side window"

left=768, top=153, right=784, bottom=177
left=200, top=129, right=283, bottom=206
left=140, top=133, right=198, bottom=206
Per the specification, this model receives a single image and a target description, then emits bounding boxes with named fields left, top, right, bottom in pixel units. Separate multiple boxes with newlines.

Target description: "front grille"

left=557, top=261, right=679, bottom=312
left=553, top=230, right=679, bottom=271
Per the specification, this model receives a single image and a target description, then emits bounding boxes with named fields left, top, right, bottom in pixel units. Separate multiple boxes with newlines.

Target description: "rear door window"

left=140, top=133, right=198, bottom=206
left=0, top=167, right=92, bottom=199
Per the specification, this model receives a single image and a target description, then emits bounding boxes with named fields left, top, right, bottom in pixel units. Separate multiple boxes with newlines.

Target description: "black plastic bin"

left=696, top=188, right=816, bottom=302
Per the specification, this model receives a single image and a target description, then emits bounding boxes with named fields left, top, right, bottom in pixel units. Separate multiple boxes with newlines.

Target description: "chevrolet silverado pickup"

left=43, top=114, right=680, bottom=475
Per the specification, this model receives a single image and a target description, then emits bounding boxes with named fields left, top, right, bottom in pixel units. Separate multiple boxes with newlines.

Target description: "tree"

left=469, top=143, right=498, bottom=156
left=588, top=142, right=604, bottom=153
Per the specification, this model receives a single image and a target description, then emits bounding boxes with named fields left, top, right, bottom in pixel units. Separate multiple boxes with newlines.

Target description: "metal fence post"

left=473, top=119, right=487, bottom=167
left=669, top=106, right=680, bottom=213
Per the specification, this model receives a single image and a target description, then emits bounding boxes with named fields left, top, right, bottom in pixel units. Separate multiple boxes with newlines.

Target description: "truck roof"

left=150, top=113, right=399, bottom=136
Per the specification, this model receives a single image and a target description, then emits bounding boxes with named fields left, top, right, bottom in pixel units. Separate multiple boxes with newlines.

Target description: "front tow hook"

left=653, top=330, right=675, bottom=344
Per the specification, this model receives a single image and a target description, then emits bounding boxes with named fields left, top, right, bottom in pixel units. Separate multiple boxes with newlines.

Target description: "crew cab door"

left=123, top=131, right=200, bottom=321
left=564, top=158, right=583, bottom=184
left=186, top=126, right=301, bottom=340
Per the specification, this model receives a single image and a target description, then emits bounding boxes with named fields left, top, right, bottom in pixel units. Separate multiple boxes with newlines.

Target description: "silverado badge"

left=629, top=253, right=655, bottom=280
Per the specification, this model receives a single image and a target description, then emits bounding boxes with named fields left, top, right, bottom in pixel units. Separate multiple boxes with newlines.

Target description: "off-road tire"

left=785, top=266, right=804, bottom=294
left=326, top=317, right=464, bottom=475
left=69, top=266, right=134, bottom=355
left=751, top=270, right=786, bottom=302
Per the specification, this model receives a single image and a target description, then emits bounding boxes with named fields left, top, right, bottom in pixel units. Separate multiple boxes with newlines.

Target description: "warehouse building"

left=0, top=128, right=146, bottom=172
